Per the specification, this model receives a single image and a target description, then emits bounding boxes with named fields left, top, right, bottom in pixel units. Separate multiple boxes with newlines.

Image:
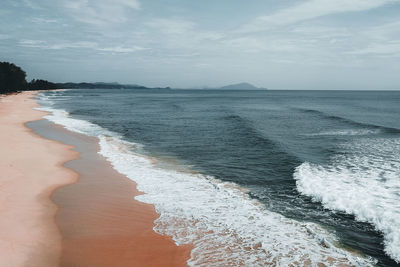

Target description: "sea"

left=36, top=89, right=400, bottom=266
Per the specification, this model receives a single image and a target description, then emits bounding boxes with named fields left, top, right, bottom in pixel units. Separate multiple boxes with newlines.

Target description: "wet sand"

left=30, top=119, right=192, bottom=267
left=0, top=91, right=191, bottom=266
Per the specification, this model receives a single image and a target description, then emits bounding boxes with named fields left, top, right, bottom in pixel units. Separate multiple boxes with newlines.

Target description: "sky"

left=1, top=0, right=400, bottom=90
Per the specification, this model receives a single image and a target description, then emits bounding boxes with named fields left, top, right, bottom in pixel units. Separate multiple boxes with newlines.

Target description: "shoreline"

left=0, top=91, right=191, bottom=266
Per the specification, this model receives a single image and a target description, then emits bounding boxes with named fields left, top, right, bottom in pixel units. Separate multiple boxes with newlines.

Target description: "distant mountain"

left=219, top=82, right=267, bottom=90
left=93, top=82, right=120, bottom=85
left=55, top=82, right=170, bottom=90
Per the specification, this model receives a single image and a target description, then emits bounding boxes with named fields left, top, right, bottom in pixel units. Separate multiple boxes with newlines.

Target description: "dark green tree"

left=27, top=79, right=58, bottom=90
left=0, top=62, right=27, bottom=93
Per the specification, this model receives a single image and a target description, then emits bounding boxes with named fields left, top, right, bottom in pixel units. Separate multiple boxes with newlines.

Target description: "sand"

left=0, top=91, right=192, bottom=266
left=0, top=91, right=78, bottom=266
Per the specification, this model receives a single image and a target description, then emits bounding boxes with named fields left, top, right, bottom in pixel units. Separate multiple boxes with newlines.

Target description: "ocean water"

left=36, top=89, right=400, bottom=266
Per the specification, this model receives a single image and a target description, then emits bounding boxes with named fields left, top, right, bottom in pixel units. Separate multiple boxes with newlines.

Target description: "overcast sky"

left=1, top=0, right=400, bottom=89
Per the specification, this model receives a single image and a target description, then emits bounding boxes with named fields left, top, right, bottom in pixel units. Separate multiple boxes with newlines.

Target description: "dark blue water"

left=41, top=89, right=400, bottom=266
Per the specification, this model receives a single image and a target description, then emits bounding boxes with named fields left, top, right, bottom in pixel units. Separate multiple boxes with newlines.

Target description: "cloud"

left=144, top=17, right=225, bottom=54
left=31, top=17, right=59, bottom=24
left=18, top=39, right=47, bottom=47
left=238, top=0, right=398, bottom=33
left=146, top=18, right=196, bottom=35
left=18, top=39, right=96, bottom=49
left=347, top=42, right=400, bottom=55
left=291, top=25, right=352, bottom=39
left=63, top=0, right=141, bottom=25
left=18, top=39, right=147, bottom=54
left=22, top=0, right=42, bottom=9
left=98, top=46, right=148, bottom=53
left=347, top=21, right=400, bottom=56
left=223, top=37, right=268, bottom=53
left=364, top=21, right=400, bottom=41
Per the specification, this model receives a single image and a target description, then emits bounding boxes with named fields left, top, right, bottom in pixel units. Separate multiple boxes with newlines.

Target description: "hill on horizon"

left=218, top=82, right=267, bottom=90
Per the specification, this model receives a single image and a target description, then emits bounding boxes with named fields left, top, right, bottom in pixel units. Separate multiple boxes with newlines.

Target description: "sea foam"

left=295, top=138, right=400, bottom=263
left=306, top=129, right=381, bottom=136
left=36, top=92, right=375, bottom=266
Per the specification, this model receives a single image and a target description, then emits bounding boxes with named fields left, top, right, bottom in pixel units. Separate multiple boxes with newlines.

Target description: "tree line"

left=1, top=61, right=169, bottom=94
left=0, top=62, right=58, bottom=94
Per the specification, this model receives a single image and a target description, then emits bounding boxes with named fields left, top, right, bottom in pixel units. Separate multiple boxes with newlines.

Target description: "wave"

left=36, top=106, right=116, bottom=137
left=306, top=129, right=381, bottom=136
left=294, top=138, right=400, bottom=263
left=221, top=114, right=279, bottom=145
left=296, top=108, right=400, bottom=134
left=36, top=92, right=375, bottom=266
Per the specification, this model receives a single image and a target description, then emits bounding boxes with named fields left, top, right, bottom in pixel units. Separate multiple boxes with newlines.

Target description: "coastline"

left=0, top=91, right=191, bottom=266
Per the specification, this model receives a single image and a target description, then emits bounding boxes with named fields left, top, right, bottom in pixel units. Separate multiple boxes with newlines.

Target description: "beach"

left=2, top=89, right=397, bottom=266
left=0, top=91, right=191, bottom=266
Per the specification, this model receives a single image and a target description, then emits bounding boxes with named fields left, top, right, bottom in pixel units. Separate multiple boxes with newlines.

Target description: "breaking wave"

left=294, top=138, right=400, bottom=263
